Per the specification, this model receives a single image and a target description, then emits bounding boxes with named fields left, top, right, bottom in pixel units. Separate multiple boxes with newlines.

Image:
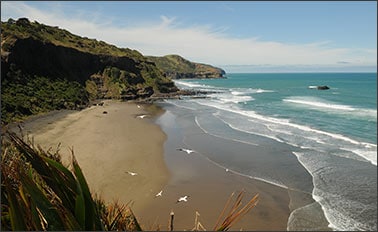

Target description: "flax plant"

left=213, top=190, right=259, bottom=231
left=1, top=131, right=141, bottom=231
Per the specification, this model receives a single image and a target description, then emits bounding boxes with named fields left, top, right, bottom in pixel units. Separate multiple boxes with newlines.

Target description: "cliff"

left=147, top=54, right=226, bottom=79
left=1, top=18, right=178, bottom=123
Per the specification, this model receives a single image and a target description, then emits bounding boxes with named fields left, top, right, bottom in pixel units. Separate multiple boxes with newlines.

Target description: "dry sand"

left=21, top=100, right=169, bottom=212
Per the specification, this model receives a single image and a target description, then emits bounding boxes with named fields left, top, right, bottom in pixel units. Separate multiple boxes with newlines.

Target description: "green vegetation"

left=1, top=131, right=141, bottom=231
left=1, top=131, right=259, bottom=231
left=1, top=18, right=144, bottom=60
left=1, top=18, right=178, bottom=124
left=1, top=65, right=88, bottom=124
left=84, top=66, right=175, bottom=100
left=148, top=54, right=196, bottom=74
left=147, top=54, right=225, bottom=79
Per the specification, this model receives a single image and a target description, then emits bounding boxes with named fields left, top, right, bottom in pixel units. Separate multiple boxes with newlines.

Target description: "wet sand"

left=137, top=105, right=308, bottom=231
left=13, top=100, right=314, bottom=230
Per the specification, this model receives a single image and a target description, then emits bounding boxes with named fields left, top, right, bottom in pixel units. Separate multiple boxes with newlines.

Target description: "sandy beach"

left=18, top=100, right=170, bottom=214
left=14, top=100, right=312, bottom=231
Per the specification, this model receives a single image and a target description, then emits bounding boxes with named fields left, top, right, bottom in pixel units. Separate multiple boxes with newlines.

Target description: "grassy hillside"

left=1, top=18, right=178, bottom=124
left=147, top=54, right=226, bottom=79
left=1, top=18, right=143, bottom=59
left=148, top=54, right=196, bottom=74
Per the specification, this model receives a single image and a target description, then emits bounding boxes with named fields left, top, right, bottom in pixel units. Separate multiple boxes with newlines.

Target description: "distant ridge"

left=147, top=54, right=226, bottom=79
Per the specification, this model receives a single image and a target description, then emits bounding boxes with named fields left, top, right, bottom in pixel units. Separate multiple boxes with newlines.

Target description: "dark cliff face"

left=4, top=38, right=144, bottom=85
left=1, top=18, right=179, bottom=123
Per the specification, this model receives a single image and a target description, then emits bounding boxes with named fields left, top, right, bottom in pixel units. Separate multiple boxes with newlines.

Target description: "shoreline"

left=10, top=99, right=326, bottom=230
left=137, top=104, right=300, bottom=231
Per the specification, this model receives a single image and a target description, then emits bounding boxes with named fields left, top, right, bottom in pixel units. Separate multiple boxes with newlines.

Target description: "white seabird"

left=126, top=171, right=138, bottom=176
left=177, top=148, right=195, bottom=154
left=137, top=114, right=148, bottom=119
left=137, top=105, right=141, bottom=108
left=176, top=195, right=189, bottom=203
left=155, top=190, right=163, bottom=197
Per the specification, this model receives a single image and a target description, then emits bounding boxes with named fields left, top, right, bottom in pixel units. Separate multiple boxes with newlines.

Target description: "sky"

left=1, top=1, right=377, bottom=73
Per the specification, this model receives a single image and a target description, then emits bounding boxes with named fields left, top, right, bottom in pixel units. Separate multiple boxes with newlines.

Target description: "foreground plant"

left=213, top=190, right=259, bottom=231
left=1, top=131, right=141, bottom=231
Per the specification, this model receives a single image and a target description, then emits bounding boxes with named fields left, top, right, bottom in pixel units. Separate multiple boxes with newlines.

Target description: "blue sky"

left=1, top=1, right=377, bottom=73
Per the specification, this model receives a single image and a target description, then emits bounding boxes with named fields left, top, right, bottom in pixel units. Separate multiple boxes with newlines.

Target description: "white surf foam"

left=283, top=96, right=377, bottom=119
left=231, top=91, right=245, bottom=96
left=291, top=151, right=376, bottom=231
left=217, top=95, right=254, bottom=104
left=284, top=97, right=355, bottom=111
left=173, top=80, right=220, bottom=91
left=231, top=88, right=274, bottom=95
left=292, top=152, right=341, bottom=231
left=194, top=99, right=377, bottom=165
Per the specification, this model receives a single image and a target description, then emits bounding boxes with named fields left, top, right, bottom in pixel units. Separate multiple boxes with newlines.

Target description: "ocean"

left=160, top=73, right=377, bottom=231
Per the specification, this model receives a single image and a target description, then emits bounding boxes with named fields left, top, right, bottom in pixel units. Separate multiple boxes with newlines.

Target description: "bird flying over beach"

left=155, top=190, right=163, bottom=197
left=176, top=195, right=189, bottom=203
left=126, top=171, right=138, bottom=176
left=177, top=148, right=195, bottom=154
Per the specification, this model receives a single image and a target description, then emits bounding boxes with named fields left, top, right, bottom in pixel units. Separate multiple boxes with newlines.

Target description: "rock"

left=136, top=86, right=154, bottom=98
left=308, top=85, right=330, bottom=90
left=317, top=86, right=330, bottom=90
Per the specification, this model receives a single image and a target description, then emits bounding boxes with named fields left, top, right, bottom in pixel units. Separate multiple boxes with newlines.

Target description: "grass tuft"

left=213, top=190, right=259, bottom=231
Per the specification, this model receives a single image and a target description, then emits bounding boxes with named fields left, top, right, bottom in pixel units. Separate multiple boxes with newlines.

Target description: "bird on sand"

left=137, top=114, right=148, bottom=119
left=155, top=190, right=163, bottom=198
left=176, top=195, right=190, bottom=203
left=177, top=148, right=195, bottom=154
left=137, top=105, right=141, bottom=108
left=126, top=171, right=138, bottom=176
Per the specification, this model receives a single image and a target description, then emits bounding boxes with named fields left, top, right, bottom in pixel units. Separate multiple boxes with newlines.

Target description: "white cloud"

left=1, top=1, right=377, bottom=72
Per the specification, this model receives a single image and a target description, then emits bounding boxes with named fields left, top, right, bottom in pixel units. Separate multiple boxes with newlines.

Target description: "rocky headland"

left=1, top=18, right=225, bottom=123
left=147, top=54, right=226, bottom=79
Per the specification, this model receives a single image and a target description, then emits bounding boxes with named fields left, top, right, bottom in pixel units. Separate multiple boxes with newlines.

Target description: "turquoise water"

left=178, top=73, right=377, bottom=145
left=165, top=73, right=377, bottom=230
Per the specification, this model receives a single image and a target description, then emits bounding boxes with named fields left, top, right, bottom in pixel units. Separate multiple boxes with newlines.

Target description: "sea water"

left=163, top=73, right=377, bottom=231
